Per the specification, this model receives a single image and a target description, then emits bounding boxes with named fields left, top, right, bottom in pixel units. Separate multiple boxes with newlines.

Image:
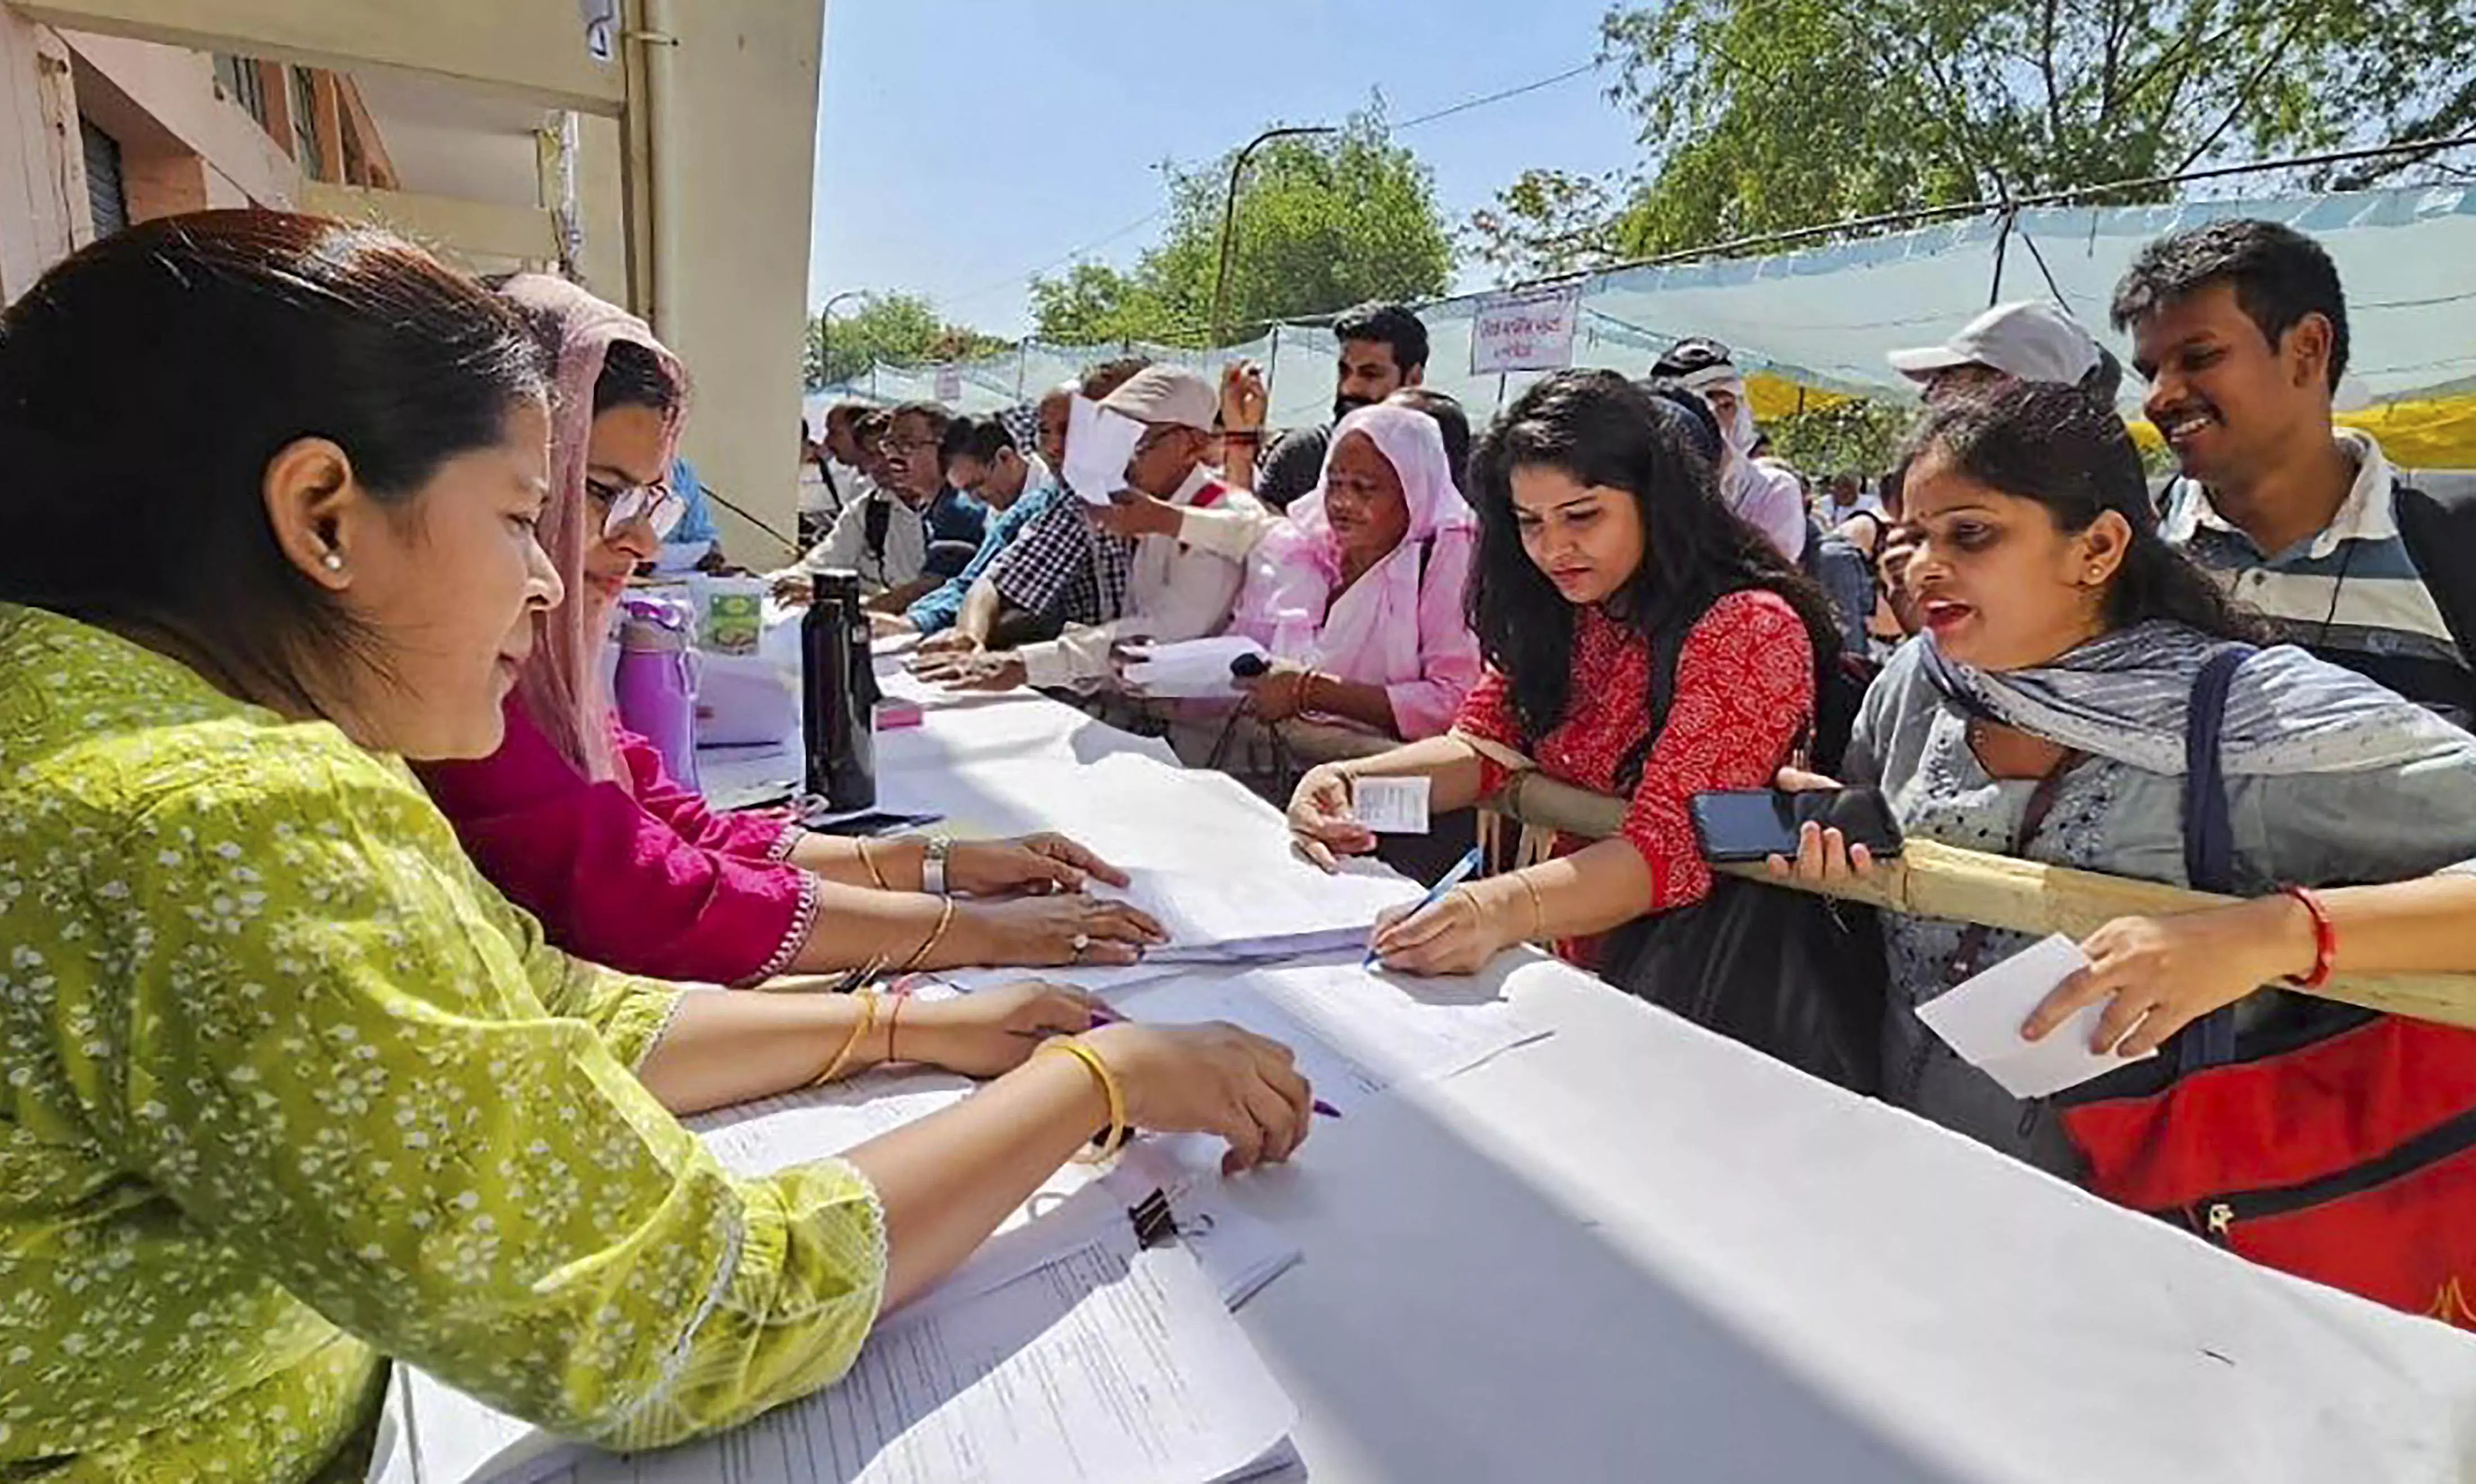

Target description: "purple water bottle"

left=613, top=594, right=701, bottom=790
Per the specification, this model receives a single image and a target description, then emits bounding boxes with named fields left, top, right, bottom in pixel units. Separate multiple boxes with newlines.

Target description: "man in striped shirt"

left=2114, top=219, right=2476, bottom=726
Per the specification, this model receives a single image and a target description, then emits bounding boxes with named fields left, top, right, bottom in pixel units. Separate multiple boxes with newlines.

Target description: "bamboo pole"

left=1485, top=773, right=2476, bottom=1032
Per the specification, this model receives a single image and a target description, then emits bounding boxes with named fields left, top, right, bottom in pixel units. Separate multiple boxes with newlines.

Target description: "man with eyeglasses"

left=773, top=402, right=986, bottom=608
left=922, top=366, right=1266, bottom=694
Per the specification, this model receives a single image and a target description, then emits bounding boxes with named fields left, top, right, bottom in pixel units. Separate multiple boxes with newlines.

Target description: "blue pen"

left=1366, top=845, right=1486, bottom=969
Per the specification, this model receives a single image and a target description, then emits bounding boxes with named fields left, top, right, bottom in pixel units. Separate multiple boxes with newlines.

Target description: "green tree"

left=805, top=292, right=1007, bottom=389
left=1587, top=0, right=2476, bottom=257
left=1465, top=168, right=1629, bottom=285
left=1028, top=108, right=1456, bottom=349
left=1769, top=397, right=1916, bottom=480
left=1026, top=262, right=1167, bottom=347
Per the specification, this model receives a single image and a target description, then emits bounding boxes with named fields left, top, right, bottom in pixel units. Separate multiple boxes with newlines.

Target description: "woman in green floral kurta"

left=0, top=213, right=1312, bottom=1482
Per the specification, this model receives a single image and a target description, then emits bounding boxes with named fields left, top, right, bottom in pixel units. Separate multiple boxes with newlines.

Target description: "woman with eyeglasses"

left=0, top=212, right=1309, bottom=1483
left=416, top=276, right=1165, bottom=985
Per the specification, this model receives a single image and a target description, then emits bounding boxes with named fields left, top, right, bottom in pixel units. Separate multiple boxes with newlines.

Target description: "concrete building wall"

left=648, top=0, right=827, bottom=567
left=4, top=0, right=831, bottom=570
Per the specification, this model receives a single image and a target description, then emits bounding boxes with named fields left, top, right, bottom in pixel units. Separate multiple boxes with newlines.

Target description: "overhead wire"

left=897, top=57, right=1601, bottom=322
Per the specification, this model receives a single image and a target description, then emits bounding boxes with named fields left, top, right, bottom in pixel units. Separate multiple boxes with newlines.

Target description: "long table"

left=699, top=656, right=2476, bottom=1484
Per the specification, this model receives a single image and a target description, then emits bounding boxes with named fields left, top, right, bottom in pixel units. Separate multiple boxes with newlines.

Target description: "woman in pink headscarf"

left=418, top=276, right=1163, bottom=985
left=1229, top=401, right=1482, bottom=739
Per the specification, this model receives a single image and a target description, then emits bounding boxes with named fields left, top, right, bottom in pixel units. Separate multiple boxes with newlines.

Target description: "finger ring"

left=1070, top=932, right=1091, bottom=961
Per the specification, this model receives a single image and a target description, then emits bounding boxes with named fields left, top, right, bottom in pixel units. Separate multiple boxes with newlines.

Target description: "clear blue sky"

left=808, top=0, right=1644, bottom=339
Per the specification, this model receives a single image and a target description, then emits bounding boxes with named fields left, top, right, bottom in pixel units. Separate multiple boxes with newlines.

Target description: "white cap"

left=1887, top=301, right=2102, bottom=387
left=1098, top=366, right=1217, bottom=432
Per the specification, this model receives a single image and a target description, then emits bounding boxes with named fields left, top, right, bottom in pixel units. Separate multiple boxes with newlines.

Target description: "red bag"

left=2056, top=649, right=2476, bottom=1325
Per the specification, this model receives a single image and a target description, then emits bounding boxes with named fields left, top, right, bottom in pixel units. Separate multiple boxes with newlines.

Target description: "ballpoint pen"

left=1365, top=844, right=1484, bottom=969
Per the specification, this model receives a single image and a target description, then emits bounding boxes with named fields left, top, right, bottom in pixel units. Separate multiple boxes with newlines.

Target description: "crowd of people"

left=1, top=202, right=2473, bottom=1480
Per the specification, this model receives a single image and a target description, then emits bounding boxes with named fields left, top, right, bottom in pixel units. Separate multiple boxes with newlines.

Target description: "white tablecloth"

left=699, top=652, right=2476, bottom=1484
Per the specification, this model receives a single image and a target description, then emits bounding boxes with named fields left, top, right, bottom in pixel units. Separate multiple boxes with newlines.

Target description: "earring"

left=321, top=551, right=345, bottom=572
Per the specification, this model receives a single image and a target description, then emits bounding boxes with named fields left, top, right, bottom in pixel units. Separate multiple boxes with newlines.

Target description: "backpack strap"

left=2177, top=644, right=2253, bottom=1071
left=2392, top=480, right=2476, bottom=679
left=1611, top=603, right=1706, bottom=797
left=863, top=495, right=892, bottom=566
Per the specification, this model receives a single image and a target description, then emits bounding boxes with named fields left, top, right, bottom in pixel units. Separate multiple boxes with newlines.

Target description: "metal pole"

left=816, top=289, right=865, bottom=389
left=1210, top=125, right=1336, bottom=349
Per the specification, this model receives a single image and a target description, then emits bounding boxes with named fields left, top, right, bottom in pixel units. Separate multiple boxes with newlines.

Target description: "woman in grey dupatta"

left=1778, top=383, right=2476, bottom=1176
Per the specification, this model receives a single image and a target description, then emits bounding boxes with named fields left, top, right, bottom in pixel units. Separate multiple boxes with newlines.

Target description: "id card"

left=1351, top=777, right=1432, bottom=835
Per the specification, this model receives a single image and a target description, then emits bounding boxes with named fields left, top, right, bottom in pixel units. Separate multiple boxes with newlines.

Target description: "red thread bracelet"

left=2281, top=885, right=2336, bottom=990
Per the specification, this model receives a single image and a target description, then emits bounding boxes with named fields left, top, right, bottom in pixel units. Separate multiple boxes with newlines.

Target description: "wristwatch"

left=921, top=834, right=952, bottom=896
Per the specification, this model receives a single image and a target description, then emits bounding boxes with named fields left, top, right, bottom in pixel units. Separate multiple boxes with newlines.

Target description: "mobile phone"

left=799, top=806, right=945, bottom=837
left=1690, top=787, right=1904, bottom=864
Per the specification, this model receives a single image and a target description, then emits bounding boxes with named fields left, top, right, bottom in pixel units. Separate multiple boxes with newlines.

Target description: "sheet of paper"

left=1062, top=394, right=1143, bottom=505
left=1349, top=776, right=1430, bottom=835
left=397, top=1180, right=1297, bottom=1484
left=1106, top=1145, right=1304, bottom=1311
left=1247, top=961, right=1550, bottom=1087
left=1109, top=974, right=1394, bottom=1114
left=1120, top=635, right=1268, bottom=698
left=1914, top=932, right=2154, bottom=1099
left=934, top=958, right=1188, bottom=999
left=537, top=1214, right=1297, bottom=1484
left=685, top=1073, right=975, bottom=1179
left=1091, top=859, right=1423, bottom=965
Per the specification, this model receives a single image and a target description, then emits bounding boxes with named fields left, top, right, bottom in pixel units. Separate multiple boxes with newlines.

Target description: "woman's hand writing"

left=2021, top=897, right=2315, bottom=1056
left=1366, top=884, right=1513, bottom=977
left=1079, top=1021, right=1312, bottom=1174
left=1286, top=764, right=1374, bottom=871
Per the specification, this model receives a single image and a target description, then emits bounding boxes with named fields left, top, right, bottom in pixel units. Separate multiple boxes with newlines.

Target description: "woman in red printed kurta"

left=1286, top=370, right=1841, bottom=976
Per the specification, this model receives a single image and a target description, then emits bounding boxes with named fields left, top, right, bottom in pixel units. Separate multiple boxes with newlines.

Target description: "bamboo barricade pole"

left=1486, top=772, right=2476, bottom=1033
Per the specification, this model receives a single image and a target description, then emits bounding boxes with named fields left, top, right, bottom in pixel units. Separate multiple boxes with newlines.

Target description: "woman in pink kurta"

left=418, top=276, right=1163, bottom=984
left=1228, top=402, right=1482, bottom=739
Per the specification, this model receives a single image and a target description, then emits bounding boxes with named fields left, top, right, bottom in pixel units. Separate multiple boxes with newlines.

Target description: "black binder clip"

left=1128, top=1187, right=1182, bottom=1249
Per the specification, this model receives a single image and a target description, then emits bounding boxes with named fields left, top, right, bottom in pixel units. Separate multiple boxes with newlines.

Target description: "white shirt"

left=1021, top=464, right=1266, bottom=689
left=781, top=481, right=924, bottom=591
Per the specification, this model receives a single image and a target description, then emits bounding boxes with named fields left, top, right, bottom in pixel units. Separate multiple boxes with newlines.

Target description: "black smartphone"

left=800, top=807, right=946, bottom=837
left=1690, top=787, right=1904, bottom=864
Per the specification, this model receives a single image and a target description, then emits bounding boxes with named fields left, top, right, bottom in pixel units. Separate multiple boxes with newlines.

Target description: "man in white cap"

left=1887, top=300, right=2115, bottom=406
left=929, top=364, right=1267, bottom=693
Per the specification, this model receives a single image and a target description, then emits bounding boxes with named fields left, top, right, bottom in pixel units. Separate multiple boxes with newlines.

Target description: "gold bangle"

left=811, top=990, right=878, bottom=1086
left=856, top=839, right=893, bottom=891
left=899, top=895, right=957, bottom=973
left=1514, top=871, right=1547, bottom=941
left=1039, top=1037, right=1129, bottom=1160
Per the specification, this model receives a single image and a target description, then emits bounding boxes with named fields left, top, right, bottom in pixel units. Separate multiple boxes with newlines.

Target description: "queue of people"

left=4, top=199, right=2475, bottom=1483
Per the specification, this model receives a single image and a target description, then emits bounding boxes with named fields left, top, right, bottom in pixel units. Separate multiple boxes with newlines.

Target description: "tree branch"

left=2039, top=0, right=2065, bottom=150
left=2172, top=1, right=2316, bottom=173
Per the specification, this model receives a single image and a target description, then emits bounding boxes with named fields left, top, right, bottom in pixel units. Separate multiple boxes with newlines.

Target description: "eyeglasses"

left=588, top=477, right=685, bottom=540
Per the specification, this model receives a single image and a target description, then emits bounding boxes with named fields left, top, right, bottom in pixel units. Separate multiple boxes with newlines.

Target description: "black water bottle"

left=801, top=570, right=877, bottom=811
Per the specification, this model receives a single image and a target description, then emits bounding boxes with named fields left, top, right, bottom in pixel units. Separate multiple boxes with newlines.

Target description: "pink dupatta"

left=1233, top=403, right=1480, bottom=738
left=497, top=274, right=690, bottom=782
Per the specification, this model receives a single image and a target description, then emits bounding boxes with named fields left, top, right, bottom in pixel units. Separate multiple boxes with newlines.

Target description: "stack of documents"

left=374, top=1093, right=1303, bottom=1484
left=1095, top=860, right=1424, bottom=965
